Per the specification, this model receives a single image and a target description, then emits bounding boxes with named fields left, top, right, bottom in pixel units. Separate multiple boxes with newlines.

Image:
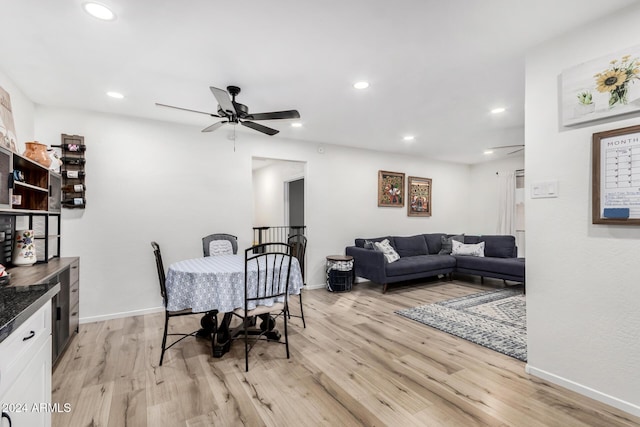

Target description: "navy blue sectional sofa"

left=345, top=233, right=525, bottom=293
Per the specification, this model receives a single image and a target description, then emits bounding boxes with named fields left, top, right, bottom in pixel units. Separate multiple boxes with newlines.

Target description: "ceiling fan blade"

left=487, top=144, right=525, bottom=149
left=507, top=148, right=525, bottom=155
left=247, top=110, right=301, bottom=121
left=201, top=121, right=227, bottom=133
left=241, top=120, right=279, bottom=136
left=210, top=86, right=236, bottom=116
left=155, top=103, right=220, bottom=117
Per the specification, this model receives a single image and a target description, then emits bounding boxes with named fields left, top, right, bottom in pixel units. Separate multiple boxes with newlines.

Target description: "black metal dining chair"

left=151, top=241, right=216, bottom=366
left=202, top=233, right=238, bottom=256
left=233, top=242, right=293, bottom=372
left=287, top=234, right=306, bottom=328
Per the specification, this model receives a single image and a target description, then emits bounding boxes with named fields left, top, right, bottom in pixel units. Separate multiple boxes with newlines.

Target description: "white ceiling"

left=0, top=0, right=636, bottom=164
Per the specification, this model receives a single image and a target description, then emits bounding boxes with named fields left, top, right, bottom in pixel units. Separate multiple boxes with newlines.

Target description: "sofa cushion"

left=423, top=233, right=447, bottom=254
left=454, top=256, right=524, bottom=277
left=374, top=239, right=400, bottom=263
left=451, top=240, right=485, bottom=257
left=385, top=255, right=456, bottom=277
left=393, top=235, right=429, bottom=258
left=464, top=235, right=481, bottom=244
left=355, top=236, right=392, bottom=249
left=480, top=235, right=516, bottom=258
left=438, top=234, right=464, bottom=255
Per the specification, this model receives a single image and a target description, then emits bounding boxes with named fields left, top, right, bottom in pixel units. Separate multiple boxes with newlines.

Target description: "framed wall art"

left=561, top=45, right=640, bottom=127
left=378, top=170, right=404, bottom=207
left=407, top=176, right=432, bottom=217
left=592, top=124, right=640, bottom=225
left=0, top=86, right=17, bottom=152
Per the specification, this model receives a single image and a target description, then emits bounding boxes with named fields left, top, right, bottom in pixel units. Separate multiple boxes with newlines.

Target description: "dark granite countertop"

left=0, top=282, right=60, bottom=344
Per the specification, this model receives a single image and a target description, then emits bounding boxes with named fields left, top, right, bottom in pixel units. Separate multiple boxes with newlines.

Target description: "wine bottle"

left=62, top=170, right=85, bottom=179
left=60, top=157, right=85, bottom=165
left=62, top=184, right=85, bottom=192
left=51, top=143, right=86, bottom=152
left=62, top=197, right=86, bottom=207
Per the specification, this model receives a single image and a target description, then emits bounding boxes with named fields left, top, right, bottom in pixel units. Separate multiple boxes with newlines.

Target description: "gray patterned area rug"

left=396, top=287, right=527, bottom=361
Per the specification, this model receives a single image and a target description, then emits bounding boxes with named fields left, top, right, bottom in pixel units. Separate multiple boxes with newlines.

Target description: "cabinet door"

left=0, top=336, right=52, bottom=427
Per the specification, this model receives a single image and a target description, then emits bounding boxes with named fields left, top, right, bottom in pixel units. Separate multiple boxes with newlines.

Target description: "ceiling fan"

left=156, top=85, right=300, bottom=136
left=487, top=144, right=524, bottom=155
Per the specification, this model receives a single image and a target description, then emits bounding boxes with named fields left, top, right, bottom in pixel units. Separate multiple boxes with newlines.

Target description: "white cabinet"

left=0, top=301, right=52, bottom=427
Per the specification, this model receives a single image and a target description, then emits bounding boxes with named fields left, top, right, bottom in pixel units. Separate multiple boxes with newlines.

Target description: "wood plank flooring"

left=52, top=278, right=640, bottom=426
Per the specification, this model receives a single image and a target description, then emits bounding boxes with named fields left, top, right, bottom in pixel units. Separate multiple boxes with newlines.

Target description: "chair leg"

left=160, top=312, right=169, bottom=366
left=298, top=292, right=306, bottom=328
left=283, top=308, right=290, bottom=359
left=244, top=316, right=250, bottom=372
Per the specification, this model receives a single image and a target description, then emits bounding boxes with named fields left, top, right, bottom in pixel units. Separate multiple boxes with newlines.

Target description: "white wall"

left=468, top=155, right=524, bottom=235
left=525, top=3, right=640, bottom=416
left=252, top=160, right=305, bottom=227
left=32, top=106, right=473, bottom=320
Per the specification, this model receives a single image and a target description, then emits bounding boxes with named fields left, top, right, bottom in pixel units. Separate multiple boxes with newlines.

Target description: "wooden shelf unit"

left=0, top=146, right=62, bottom=265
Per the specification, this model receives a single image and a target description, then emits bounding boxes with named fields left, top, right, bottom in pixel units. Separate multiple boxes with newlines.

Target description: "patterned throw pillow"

left=208, top=240, right=233, bottom=256
left=451, top=240, right=485, bottom=257
left=374, top=239, right=400, bottom=263
left=438, top=234, right=465, bottom=255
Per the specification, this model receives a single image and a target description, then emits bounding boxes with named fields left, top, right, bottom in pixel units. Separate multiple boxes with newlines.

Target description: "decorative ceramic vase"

left=23, top=141, right=52, bottom=167
left=12, top=229, right=36, bottom=266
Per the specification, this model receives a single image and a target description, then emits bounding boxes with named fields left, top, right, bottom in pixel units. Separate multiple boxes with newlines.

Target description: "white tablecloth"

left=165, top=254, right=303, bottom=313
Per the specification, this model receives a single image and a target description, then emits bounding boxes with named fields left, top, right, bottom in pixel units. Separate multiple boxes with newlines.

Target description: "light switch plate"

left=531, top=180, right=559, bottom=198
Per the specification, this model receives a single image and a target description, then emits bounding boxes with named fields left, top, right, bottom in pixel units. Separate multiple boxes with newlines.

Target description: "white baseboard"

left=526, top=364, right=640, bottom=418
left=304, top=283, right=325, bottom=290
left=79, top=306, right=164, bottom=324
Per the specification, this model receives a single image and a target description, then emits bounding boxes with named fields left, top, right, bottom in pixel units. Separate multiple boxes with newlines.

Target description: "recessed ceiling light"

left=491, top=107, right=506, bottom=114
left=291, top=122, right=302, bottom=128
left=484, top=150, right=494, bottom=155
left=83, top=2, right=116, bottom=21
left=106, top=91, right=124, bottom=99
left=353, top=81, right=370, bottom=90
left=403, top=135, right=415, bottom=141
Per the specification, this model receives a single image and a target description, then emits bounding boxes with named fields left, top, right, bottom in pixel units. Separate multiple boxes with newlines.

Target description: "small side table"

left=326, top=255, right=354, bottom=292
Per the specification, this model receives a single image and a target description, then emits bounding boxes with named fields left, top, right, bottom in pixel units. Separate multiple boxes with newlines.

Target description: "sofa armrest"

left=346, top=246, right=387, bottom=284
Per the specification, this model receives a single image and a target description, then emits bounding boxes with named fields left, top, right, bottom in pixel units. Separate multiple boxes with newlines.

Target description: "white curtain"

left=497, top=171, right=516, bottom=235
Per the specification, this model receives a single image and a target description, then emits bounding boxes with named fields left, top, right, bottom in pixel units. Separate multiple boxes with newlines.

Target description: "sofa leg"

left=481, top=276, right=484, bottom=284
left=449, top=273, right=453, bottom=281
left=382, top=283, right=388, bottom=293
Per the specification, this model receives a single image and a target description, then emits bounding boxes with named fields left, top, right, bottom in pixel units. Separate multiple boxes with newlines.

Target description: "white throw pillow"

left=208, top=240, right=233, bottom=256
left=451, top=240, right=485, bottom=257
left=374, top=239, right=400, bottom=263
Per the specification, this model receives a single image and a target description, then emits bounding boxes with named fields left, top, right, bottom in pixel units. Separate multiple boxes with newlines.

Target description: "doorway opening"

left=251, top=157, right=306, bottom=244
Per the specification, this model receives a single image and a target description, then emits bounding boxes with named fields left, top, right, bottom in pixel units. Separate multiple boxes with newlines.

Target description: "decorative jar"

left=12, top=229, right=36, bottom=266
left=23, top=141, right=52, bottom=167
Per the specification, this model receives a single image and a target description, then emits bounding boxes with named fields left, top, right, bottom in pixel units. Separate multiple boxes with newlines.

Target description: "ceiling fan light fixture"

left=353, top=81, right=370, bottom=90
left=291, top=122, right=302, bottom=128
left=83, top=2, right=116, bottom=21
left=491, top=107, right=506, bottom=114
left=403, top=135, right=415, bottom=141
left=484, top=150, right=494, bottom=155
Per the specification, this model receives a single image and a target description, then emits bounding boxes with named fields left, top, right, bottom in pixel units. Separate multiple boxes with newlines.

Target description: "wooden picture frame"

left=378, top=170, right=404, bottom=207
left=592, top=124, right=640, bottom=225
left=407, top=176, right=432, bottom=217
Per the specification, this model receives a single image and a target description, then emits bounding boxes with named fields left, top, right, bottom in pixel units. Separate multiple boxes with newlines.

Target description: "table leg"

left=211, top=313, right=283, bottom=358
left=259, top=314, right=281, bottom=341
left=196, top=310, right=218, bottom=339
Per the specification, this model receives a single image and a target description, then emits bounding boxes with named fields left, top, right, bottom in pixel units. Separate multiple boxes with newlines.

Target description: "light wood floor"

left=52, top=278, right=640, bottom=427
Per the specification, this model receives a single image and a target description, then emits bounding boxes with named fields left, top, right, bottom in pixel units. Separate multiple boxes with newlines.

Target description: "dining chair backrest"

left=203, top=233, right=238, bottom=256
left=287, top=234, right=306, bottom=280
left=244, top=243, right=293, bottom=306
left=151, top=241, right=168, bottom=307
